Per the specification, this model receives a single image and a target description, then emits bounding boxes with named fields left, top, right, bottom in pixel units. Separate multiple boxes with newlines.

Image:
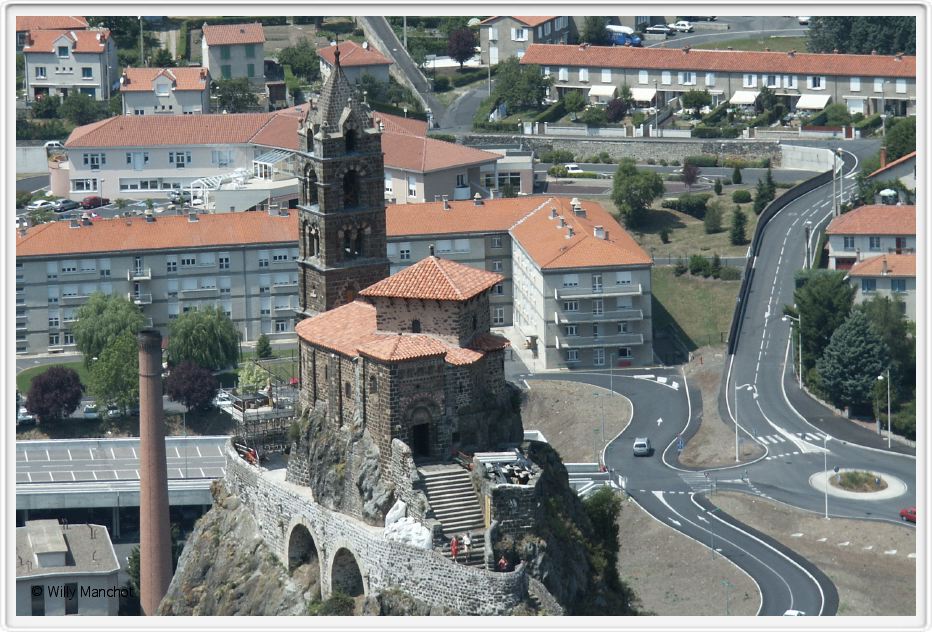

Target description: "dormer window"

left=156, top=83, right=170, bottom=96
left=57, top=45, right=69, bottom=58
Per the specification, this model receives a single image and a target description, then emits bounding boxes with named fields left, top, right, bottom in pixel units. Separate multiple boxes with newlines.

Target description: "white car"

left=564, top=163, right=584, bottom=175
left=669, top=21, right=694, bottom=32
left=44, top=140, right=64, bottom=149
left=797, top=17, right=811, bottom=25
left=783, top=609, right=806, bottom=616
left=17, top=408, right=35, bottom=424
left=82, top=403, right=99, bottom=420
left=26, top=199, right=55, bottom=211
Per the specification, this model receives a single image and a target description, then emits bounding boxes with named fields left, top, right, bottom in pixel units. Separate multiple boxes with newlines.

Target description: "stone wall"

left=480, top=475, right=540, bottom=541
left=225, top=440, right=529, bottom=615
left=370, top=292, right=492, bottom=348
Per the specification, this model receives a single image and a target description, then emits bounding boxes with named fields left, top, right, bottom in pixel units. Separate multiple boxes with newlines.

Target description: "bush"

left=718, top=266, right=742, bottom=281
left=597, top=151, right=612, bottom=164
left=548, top=165, right=568, bottom=177
left=255, top=334, right=273, bottom=359
left=684, top=154, right=718, bottom=167
left=731, top=166, right=743, bottom=184
left=714, top=179, right=723, bottom=195
left=428, top=133, right=457, bottom=144
left=646, top=158, right=656, bottom=165
left=732, top=190, right=751, bottom=203
left=659, top=227, right=670, bottom=243
left=316, top=591, right=355, bottom=616
left=631, top=112, right=646, bottom=127
left=670, top=159, right=680, bottom=166
left=674, top=262, right=688, bottom=276
left=704, top=201, right=723, bottom=233
left=16, top=191, right=33, bottom=208
left=658, top=159, right=668, bottom=167
left=720, top=177, right=733, bottom=186
left=533, top=100, right=567, bottom=123
left=692, top=125, right=743, bottom=138
left=433, top=75, right=451, bottom=92
left=678, top=193, right=712, bottom=219
left=688, top=255, right=712, bottom=277
left=540, top=149, right=574, bottom=164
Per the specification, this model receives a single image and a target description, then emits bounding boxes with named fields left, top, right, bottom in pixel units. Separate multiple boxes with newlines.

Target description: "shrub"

left=710, top=254, right=722, bottom=278
left=548, top=165, right=568, bottom=177
left=255, top=334, right=273, bottom=359
left=677, top=193, right=712, bottom=219
left=598, top=151, right=612, bottom=164
left=631, top=111, right=646, bottom=127
left=533, top=100, right=567, bottom=123
left=688, top=255, right=712, bottom=277
left=684, top=154, right=718, bottom=167
left=540, top=149, right=574, bottom=164
left=718, top=266, right=741, bottom=281
left=433, top=75, right=451, bottom=92
left=646, top=158, right=656, bottom=165
left=732, top=189, right=751, bottom=203
left=704, top=201, right=723, bottom=233
left=730, top=207, right=748, bottom=245
left=713, top=179, right=723, bottom=195
left=731, top=166, right=743, bottom=184
left=720, top=177, right=733, bottom=186
left=658, top=159, right=668, bottom=167
left=659, top=227, right=670, bottom=243
left=428, top=133, right=457, bottom=143
left=692, top=125, right=742, bottom=138
left=670, top=159, right=680, bottom=166
left=674, top=262, right=688, bottom=276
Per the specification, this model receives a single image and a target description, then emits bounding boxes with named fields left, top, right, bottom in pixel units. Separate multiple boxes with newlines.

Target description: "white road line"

left=27, top=473, right=32, bottom=482
left=90, top=450, right=95, bottom=460
left=24, top=452, right=29, bottom=462
left=110, top=448, right=116, bottom=460
left=791, top=533, right=803, bottom=538
left=196, top=446, right=202, bottom=457
left=757, top=436, right=770, bottom=445
left=838, top=541, right=850, bottom=547
left=523, top=379, right=530, bottom=390
left=199, top=468, right=205, bottom=477
left=817, top=537, right=827, bottom=542
left=131, top=448, right=137, bottom=459
left=46, top=450, right=50, bottom=461
left=863, top=545, right=873, bottom=550
left=884, top=549, right=898, bottom=555
left=70, top=471, right=75, bottom=481
left=93, top=471, right=98, bottom=480
left=134, top=469, right=139, bottom=479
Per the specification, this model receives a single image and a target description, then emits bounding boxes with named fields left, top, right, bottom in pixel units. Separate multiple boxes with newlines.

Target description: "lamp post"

left=837, top=148, right=845, bottom=213
left=878, top=369, right=892, bottom=448
left=782, top=313, right=802, bottom=389
left=803, top=220, right=812, bottom=268
left=822, top=433, right=830, bottom=518
left=735, top=383, right=756, bottom=462
left=709, top=507, right=721, bottom=558
left=880, top=80, right=889, bottom=136
left=654, top=80, right=660, bottom=137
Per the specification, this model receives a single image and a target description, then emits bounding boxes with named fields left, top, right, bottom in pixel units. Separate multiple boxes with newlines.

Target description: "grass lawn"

left=17, top=361, right=90, bottom=394
left=650, top=266, right=740, bottom=350
left=695, top=36, right=808, bottom=53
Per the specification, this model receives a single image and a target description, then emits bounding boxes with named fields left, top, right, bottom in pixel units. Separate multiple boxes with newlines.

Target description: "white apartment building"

left=201, top=22, right=265, bottom=86
left=846, top=254, right=916, bottom=321
left=15, top=211, right=300, bottom=355
left=120, top=67, right=211, bottom=115
left=22, top=27, right=118, bottom=102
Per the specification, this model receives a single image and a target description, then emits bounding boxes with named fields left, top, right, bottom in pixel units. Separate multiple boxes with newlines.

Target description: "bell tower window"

left=343, top=170, right=359, bottom=208
left=304, top=166, right=318, bottom=205
left=345, top=128, right=357, bottom=152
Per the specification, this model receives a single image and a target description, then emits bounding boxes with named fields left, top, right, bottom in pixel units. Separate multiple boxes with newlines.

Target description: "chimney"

left=558, top=217, right=565, bottom=228
left=856, top=247, right=861, bottom=261
left=188, top=212, right=199, bottom=222
left=442, top=195, right=451, bottom=210
left=138, top=330, right=172, bottom=615
left=18, top=227, right=27, bottom=237
left=550, top=207, right=558, bottom=219
left=566, top=227, right=575, bottom=238
left=871, top=49, right=878, bottom=55
left=594, top=225, right=605, bottom=239
left=574, top=206, right=586, bottom=217
left=683, top=46, right=690, bottom=54
left=363, top=41, right=369, bottom=49
left=429, top=244, right=435, bottom=256
left=879, top=147, right=887, bottom=168
left=833, top=48, right=839, bottom=54
left=69, top=219, right=80, bottom=228
left=895, top=52, right=903, bottom=61
left=570, top=197, right=580, bottom=207
left=473, top=193, right=484, bottom=206
left=881, top=257, right=888, bottom=275
left=764, top=47, right=770, bottom=52
left=787, top=50, right=795, bottom=58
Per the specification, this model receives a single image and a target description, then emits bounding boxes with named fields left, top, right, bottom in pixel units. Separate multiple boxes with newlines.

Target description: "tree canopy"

left=237, top=362, right=268, bottom=394
left=88, top=332, right=139, bottom=413
left=563, top=90, right=586, bottom=119
left=26, top=366, right=84, bottom=422
left=164, top=362, right=219, bottom=411
left=60, top=92, right=104, bottom=125
left=579, top=17, right=610, bottom=45
left=213, top=78, right=259, bottom=113
left=817, top=311, right=889, bottom=408
left=885, top=116, right=915, bottom=162
left=72, top=293, right=145, bottom=368
left=447, top=28, right=477, bottom=69
left=790, top=270, right=855, bottom=373
left=856, top=295, right=915, bottom=401
left=492, top=57, right=552, bottom=111
left=277, top=39, right=320, bottom=82
left=611, top=159, right=664, bottom=229
left=167, top=307, right=240, bottom=371
left=680, top=90, right=711, bottom=118
left=806, top=17, right=916, bottom=55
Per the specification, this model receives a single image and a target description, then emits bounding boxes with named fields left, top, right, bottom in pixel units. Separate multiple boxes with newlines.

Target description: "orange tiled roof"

left=381, top=130, right=500, bottom=173
left=65, top=109, right=307, bottom=149
left=120, top=67, right=209, bottom=92
left=520, top=44, right=916, bottom=79
left=825, top=204, right=915, bottom=236
left=16, top=211, right=297, bottom=258
left=848, top=254, right=915, bottom=278
left=868, top=151, right=916, bottom=178
left=373, top=111, right=429, bottom=136
left=317, top=40, right=392, bottom=67
left=360, top=256, right=503, bottom=301
left=23, top=28, right=110, bottom=54
left=16, top=16, right=88, bottom=31
left=480, top=16, right=556, bottom=27
left=201, top=22, right=265, bottom=46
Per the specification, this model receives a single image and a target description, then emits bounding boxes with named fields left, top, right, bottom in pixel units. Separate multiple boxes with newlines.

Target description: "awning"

left=630, top=87, right=656, bottom=102
left=254, top=149, right=293, bottom=165
left=729, top=90, right=760, bottom=105
left=588, top=85, right=617, bottom=98
left=795, top=93, right=832, bottom=110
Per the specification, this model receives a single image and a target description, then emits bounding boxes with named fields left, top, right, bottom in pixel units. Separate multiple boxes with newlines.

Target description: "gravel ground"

left=712, top=492, right=917, bottom=616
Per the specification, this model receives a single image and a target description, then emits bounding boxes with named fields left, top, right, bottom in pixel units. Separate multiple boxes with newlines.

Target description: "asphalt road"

left=647, top=16, right=809, bottom=49
left=440, top=87, right=489, bottom=131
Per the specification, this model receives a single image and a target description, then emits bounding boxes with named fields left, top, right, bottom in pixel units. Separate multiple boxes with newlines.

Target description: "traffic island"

left=809, top=468, right=906, bottom=500
left=829, top=470, right=888, bottom=493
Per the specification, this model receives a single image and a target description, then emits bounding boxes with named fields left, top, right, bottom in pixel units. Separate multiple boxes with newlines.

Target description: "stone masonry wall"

left=225, top=440, right=529, bottom=615
left=486, top=479, right=540, bottom=541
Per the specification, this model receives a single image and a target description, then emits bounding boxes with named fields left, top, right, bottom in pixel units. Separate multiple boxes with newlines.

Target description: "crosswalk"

left=756, top=431, right=828, bottom=445
left=679, top=471, right=713, bottom=492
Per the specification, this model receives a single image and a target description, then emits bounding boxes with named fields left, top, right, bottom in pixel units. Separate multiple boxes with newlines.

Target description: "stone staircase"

left=419, top=464, right=485, bottom=537
left=438, top=531, right=487, bottom=568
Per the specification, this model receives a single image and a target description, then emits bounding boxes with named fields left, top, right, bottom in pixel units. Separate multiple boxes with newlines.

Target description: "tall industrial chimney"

left=138, top=330, right=172, bottom=615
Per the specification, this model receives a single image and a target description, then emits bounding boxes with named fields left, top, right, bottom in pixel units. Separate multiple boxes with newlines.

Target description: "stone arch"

left=404, top=398, right=441, bottom=458
left=304, top=164, right=318, bottom=205
left=330, top=547, right=366, bottom=597
left=286, top=517, right=324, bottom=601
left=287, top=522, right=319, bottom=572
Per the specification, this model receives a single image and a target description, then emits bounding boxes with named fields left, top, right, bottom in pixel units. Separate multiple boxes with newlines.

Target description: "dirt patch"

left=679, top=348, right=765, bottom=468
left=522, top=380, right=632, bottom=463
left=617, top=496, right=760, bottom=616
left=712, top=492, right=916, bottom=616
left=831, top=471, right=888, bottom=492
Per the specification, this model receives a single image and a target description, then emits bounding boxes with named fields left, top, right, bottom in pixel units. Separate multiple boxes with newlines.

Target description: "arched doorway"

left=330, top=547, right=365, bottom=597
left=409, top=406, right=432, bottom=458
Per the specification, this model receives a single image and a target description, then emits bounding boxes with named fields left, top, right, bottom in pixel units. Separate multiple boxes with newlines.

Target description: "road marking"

left=790, top=533, right=803, bottom=538
left=46, top=450, right=50, bottom=461
left=131, top=448, right=137, bottom=459
left=92, top=471, right=98, bottom=480
left=134, top=469, right=139, bottom=479
left=196, top=446, right=202, bottom=457
left=668, top=517, right=682, bottom=527
left=657, top=417, right=663, bottom=426
left=24, top=451, right=28, bottom=462
left=523, top=379, right=530, bottom=390
left=817, top=537, right=827, bottom=542
left=863, top=545, right=873, bottom=550
left=758, top=436, right=770, bottom=444
left=70, top=471, right=75, bottom=481
left=838, top=541, right=849, bottom=547
left=792, top=451, right=799, bottom=455
left=884, top=549, right=897, bottom=555
left=110, top=448, right=115, bottom=460
left=697, top=515, right=709, bottom=523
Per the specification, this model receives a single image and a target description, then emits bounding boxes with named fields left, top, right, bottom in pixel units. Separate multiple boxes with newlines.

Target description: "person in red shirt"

left=450, top=535, right=459, bottom=563
left=497, top=554, right=509, bottom=572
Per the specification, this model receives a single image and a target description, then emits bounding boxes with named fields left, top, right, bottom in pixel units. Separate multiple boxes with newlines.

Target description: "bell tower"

left=296, top=46, right=389, bottom=317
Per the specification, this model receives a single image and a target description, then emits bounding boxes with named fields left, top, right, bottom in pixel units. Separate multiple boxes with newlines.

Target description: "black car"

left=53, top=199, right=81, bottom=212
left=169, top=190, right=192, bottom=204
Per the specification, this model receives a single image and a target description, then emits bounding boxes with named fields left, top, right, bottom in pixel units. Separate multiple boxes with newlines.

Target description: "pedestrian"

left=462, top=532, right=472, bottom=562
left=497, top=554, right=508, bottom=572
left=450, top=535, right=459, bottom=564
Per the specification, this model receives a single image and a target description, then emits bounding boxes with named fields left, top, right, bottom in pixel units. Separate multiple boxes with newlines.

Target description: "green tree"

left=60, top=92, right=104, bottom=125
left=807, top=16, right=916, bottom=55
left=790, top=270, right=855, bottom=373
left=255, top=334, right=273, bottom=359
left=88, top=332, right=139, bottom=413
left=579, top=16, right=610, bottom=45
left=680, top=90, right=711, bottom=118
left=151, top=47, right=175, bottom=67
left=579, top=106, right=607, bottom=126
left=885, top=116, right=915, bottom=161
left=611, top=159, right=664, bottom=229
left=439, top=16, right=470, bottom=37
left=753, top=178, right=770, bottom=215
left=25, top=366, right=84, bottom=422
left=817, top=311, right=889, bottom=408
left=409, top=43, right=428, bottom=70
left=563, top=90, right=586, bottom=121
left=238, top=362, right=267, bottom=394
left=213, top=78, right=259, bottom=113
left=72, top=293, right=145, bottom=368
left=32, top=94, right=61, bottom=119
left=167, top=306, right=240, bottom=371
left=491, top=57, right=552, bottom=111
left=164, top=362, right=219, bottom=411
left=703, top=199, right=723, bottom=234
left=714, top=178, right=723, bottom=195
left=763, top=166, right=776, bottom=199
left=729, top=206, right=748, bottom=245
left=87, top=16, right=141, bottom=48
left=856, top=295, right=915, bottom=400
left=731, top=165, right=742, bottom=184
left=823, top=103, right=852, bottom=126
left=447, top=28, right=477, bottom=69
left=682, top=162, right=700, bottom=192
left=277, top=39, right=320, bottom=82
left=28, top=207, right=55, bottom=225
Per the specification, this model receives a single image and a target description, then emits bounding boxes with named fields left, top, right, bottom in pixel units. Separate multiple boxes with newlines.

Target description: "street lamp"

left=709, top=507, right=721, bottom=558
left=878, top=369, right=892, bottom=448
left=880, top=79, right=889, bottom=137
left=822, top=433, right=830, bottom=519
left=782, top=312, right=802, bottom=389
left=654, top=80, right=660, bottom=137
left=837, top=148, right=845, bottom=211
left=735, top=383, right=756, bottom=462
left=803, top=220, right=812, bottom=268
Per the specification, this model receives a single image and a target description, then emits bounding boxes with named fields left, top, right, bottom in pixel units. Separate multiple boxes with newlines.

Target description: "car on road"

left=81, top=196, right=110, bottom=209
left=82, top=403, right=99, bottom=420
left=797, top=17, right=811, bottom=25
left=26, top=198, right=55, bottom=211
left=633, top=437, right=652, bottom=456
left=53, top=198, right=81, bottom=212
left=783, top=609, right=805, bottom=616
left=169, top=190, right=192, bottom=204
left=900, top=506, right=916, bottom=523
left=564, top=163, right=584, bottom=175
left=669, top=20, right=694, bottom=32
left=645, top=24, right=675, bottom=35
left=44, top=140, right=64, bottom=149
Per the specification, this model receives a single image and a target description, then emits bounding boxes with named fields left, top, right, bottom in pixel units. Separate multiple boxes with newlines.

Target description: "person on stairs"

left=450, top=535, right=459, bottom=563
left=462, top=532, right=472, bottom=562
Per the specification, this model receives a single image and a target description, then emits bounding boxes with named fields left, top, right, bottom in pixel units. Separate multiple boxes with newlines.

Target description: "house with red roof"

left=846, top=254, right=916, bottom=321
left=317, top=40, right=392, bottom=84
left=119, top=67, right=211, bottom=115
left=22, top=27, right=117, bottom=103
left=479, top=16, right=572, bottom=65
left=867, top=150, right=916, bottom=202
left=201, top=22, right=265, bottom=87
left=15, top=15, right=87, bottom=51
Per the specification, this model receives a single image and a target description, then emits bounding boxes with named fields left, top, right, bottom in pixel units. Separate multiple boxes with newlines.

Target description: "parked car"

left=82, top=403, right=99, bottom=420
left=645, top=24, right=675, bottom=35
left=44, top=140, right=64, bottom=149
left=106, top=404, right=121, bottom=419
left=633, top=437, right=652, bottom=456
left=80, top=196, right=110, bottom=209
left=564, top=163, right=584, bottom=175
left=900, top=506, right=916, bottom=523
left=169, top=190, right=192, bottom=204
left=669, top=20, right=694, bottom=32
left=797, top=16, right=811, bottom=25
left=26, top=199, right=55, bottom=211
left=53, top=198, right=81, bottom=212
left=17, top=408, right=35, bottom=425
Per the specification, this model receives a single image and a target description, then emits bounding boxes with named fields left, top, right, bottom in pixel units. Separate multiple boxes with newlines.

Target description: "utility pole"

left=403, top=16, right=407, bottom=49
left=138, top=16, right=144, bottom=67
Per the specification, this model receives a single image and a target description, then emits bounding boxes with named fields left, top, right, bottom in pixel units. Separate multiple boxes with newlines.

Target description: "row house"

left=15, top=15, right=87, bottom=52
left=847, top=254, right=916, bottom=321
left=868, top=150, right=916, bottom=203
left=318, top=40, right=392, bottom=84
left=480, top=16, right=572, bottom=65
left=22, top=27, right=118, bottom=103
left=201, top=22, right=265, bottom=86
left=120, top=67, right=211, bottom=115
left=15, top=211, right=300, bottom=355
left=520, top=44, right=916, bottom=116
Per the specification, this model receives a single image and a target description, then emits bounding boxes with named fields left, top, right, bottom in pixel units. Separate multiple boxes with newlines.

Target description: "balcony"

left=271, top=281, right=298, bottom=293
left=555, top=332, right=645, bottom=349
left=60, top=269, right=101, bottom=280
left=127, top=267, right=152, bottom=281
left=179, top=287, right=219, bottom=298
left=274, top=303, right=295, bottom=312
left=16, top=312, right=27, bottom=322
left=61, top=294, right=89, bottom=304
left=16, top=322, right=27, bottom=331
left=128, top=292, right=153, bottom=305
left=554, top=284, right=642, bottom=300
left=555, top=308, right=644, bottom=324
left=452, top=185, right=471, bottom=201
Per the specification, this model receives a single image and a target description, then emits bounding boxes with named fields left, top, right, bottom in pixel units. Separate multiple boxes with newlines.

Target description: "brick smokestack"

left=137, top=330, right=172, bottom=615
left=880, top=146, right=887, bottom=168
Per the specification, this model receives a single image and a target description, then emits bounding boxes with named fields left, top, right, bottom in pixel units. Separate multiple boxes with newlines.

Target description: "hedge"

left=450, top=66, right=495, bottom=87
left=718, top=266, right=741, bottom=281
left=177, top=21, right=189, bottom=60
left=428, top=133, right=457, bottom=143
left=474, top=120, right=521, bottom=132
left=371, top=102, right=428, bottom=121
left=661, top=193, right=711, bottom=219
left=731, top=190, right=752, bottom=203
left=692, top=125, right=742, bottom=138
left=533, top=100, right=566, bottom=123
left=540, top=149, right=575, bottom=164
left=684, top=154, right=718, bottom=167
left=854, top=113, right=882, bottom=130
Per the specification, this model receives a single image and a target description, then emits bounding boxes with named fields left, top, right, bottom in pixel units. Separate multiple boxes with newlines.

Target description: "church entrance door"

left=411, top=423, right=431, bottom=457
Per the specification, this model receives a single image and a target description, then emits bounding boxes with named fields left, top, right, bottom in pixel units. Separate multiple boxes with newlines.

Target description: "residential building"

left=385, top=195, right=654, bottom=368
left=520, top=44, right=916, bottom=115
left=120, top=67, right=211, bottom=115
left=201, top=22, right=265, bottom=86
left=480, top=16, right=573, bottom=65
left=847, top=254, right=916, bottom=320
left=15, top=211, right=300, bottom=355
left=22, top=27, right=118, bottom=102
left=825, top=204, right=915, bottom=270
left=16, top=521, right=120, bottom=616
left=15, top=15, right=87, bottom=51
left=317, top=40, right=392, bottom=84
left=50, top=107, right=309, bottom=205
left=868, top=150, right=916, bottom=202
left=373, top=111, right=503, bottom=204
left=476, top=145, right=536, bottom=196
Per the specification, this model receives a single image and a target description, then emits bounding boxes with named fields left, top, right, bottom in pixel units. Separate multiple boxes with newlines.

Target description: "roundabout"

left=809, top=469, right=908, bottom=501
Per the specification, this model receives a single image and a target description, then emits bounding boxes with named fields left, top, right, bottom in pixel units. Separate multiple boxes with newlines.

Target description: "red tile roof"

left=848, top=254, right=915, bottom=278
left=120, top=67, right=209, bottom=92
left=360, top=256, right=503, bottom=301
left=201, top=22, right=265, bottom=46
left=825, top=204, right=915, bottom=236
left=868, top=151, right=916, bottom=178
left=23, top=28, right=110, bottom=54
left=317, top=40, right=392, bottom=67
left=65, top=109, right=308, bottom=150
left=373, top=111, right=429, bottom=136
left=520, top=44, right=916, bottom=78
left=16, top=16, right=88, bottom=31
left=480, top=16, right=556, bottom=27
left=381, top=130, right=500, bottom=173
left=16, top=211, right=297, bottom=258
